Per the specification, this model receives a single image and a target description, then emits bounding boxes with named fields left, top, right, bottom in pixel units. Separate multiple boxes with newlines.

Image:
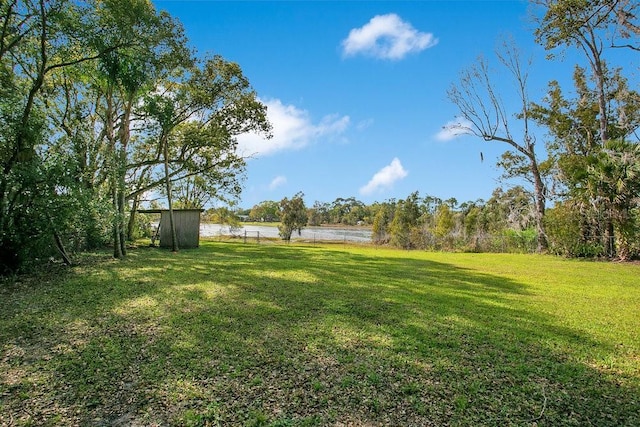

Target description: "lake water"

left=201, top=223, right=372, bottom=243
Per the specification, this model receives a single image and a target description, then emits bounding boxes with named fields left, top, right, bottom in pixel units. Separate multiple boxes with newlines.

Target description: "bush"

left=502, top=229, right=537, bottom=253
left=130, top=213, right=154, bottom=240
left=544, top=203, right=605, bottom=257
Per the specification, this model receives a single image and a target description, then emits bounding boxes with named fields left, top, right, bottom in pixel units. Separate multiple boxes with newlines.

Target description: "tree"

left=434, top=204, right=455, bottom=238
left=171, top=176, right=212, bottom=209
left=206, top=206, right=241, bottom=232
left=128, top=55, right=270, bottom=252
left=250, top=200, right=279, bottom=222
left=95, top=1, right=190, bottom=257
left=543, top=201, right=590, bottom=256
left=530, top=56, right=640, bottom=258
left=49, top=63, right=114, bottom=250
left=533, top=0, right=640, bottom=257
left=308, top=201, right=329, bottom=226
left=371, top=201, right=395, bottom=244
left=462, top=203, right=483, bottom=246
left=589, top=140, right=640, bottom=259
left=447, top=40, right=549, bottom=252
left=534, top=0, right=639, bottom=53
left=0, top=0, right=180, bottom=272
left=278, top=192, right=308, bottom=241
left=535, top=0, right=613, bottom=146
left=327, top=197, right=367, bottom=225
left=389, top=192, right=422, bottom=249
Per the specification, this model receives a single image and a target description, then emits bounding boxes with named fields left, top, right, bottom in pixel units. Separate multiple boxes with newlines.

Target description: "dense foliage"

left=440, top=0, right=640, bottom=258
left=0, top=0, right=270, bottom=273
left=530, top=0, right=640, bottom=259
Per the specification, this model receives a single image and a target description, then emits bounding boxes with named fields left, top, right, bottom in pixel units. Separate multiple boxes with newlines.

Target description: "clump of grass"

left=1, top=242, right=638, bottom=426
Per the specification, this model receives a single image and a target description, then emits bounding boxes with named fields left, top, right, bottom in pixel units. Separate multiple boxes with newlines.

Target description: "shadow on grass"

left=0, top=242, right=638, bottom=426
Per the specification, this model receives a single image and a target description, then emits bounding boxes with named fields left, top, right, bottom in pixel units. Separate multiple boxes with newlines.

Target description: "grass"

left=1, top=241, right=638, bottom=426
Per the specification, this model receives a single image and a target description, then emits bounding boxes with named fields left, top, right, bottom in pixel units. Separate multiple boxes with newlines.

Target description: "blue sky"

left=152, top=1, right=634, bottom=209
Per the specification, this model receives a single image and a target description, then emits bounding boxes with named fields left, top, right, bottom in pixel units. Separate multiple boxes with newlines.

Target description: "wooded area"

left=0, top=0, right=270, bottom=274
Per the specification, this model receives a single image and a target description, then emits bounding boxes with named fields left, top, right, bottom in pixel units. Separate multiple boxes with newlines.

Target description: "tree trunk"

left=118, top=185, right=127, bottom=256
left=616, top=218, right=631, bottom=261
left=582, top=32, right=609, bottom=145
left=604, top=214, right=615, bottom=258
left=530, top=159, right=548, bottom=253
left=112, top=182, right=123, bottom=258
left=105, top=88, right=123, bottom=259
left=52, top=229, right=72, bottom=266
left=117, top=97, right=134, bottom=252
left=162, top=135, right=178, bottom=252
left=127, top=195, right=139, bottom=241
left=11, top=0, right=47, bottom=170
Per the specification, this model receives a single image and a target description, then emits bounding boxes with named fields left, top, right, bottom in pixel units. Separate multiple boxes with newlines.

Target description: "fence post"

left=244, top=230, right=247, bottom=244
left=257, top=231, right=260, bottom=244
left=610, top=235, right=615, bottom=258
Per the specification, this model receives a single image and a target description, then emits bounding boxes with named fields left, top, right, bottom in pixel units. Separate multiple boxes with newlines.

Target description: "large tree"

left=278, top=192, right=308, bottom=241
left=0, top=0, right=270, bottom=271
left=133, top=55, right=271, bottom=251
left=250, top=200, right=280, bottom=222
left=447, top=41, right=549, bottom=252
left=0, top=0, right=179, bottom=271
left=534, top=0, right=640, bottom=258
left=535, top=0, right=613, bottom=146
left=531, top=67, right=640, bottom=258
left=371, top=201, right=395, bottom=245
left=96, top=5, right=189, bottom=257
left=389, top=191, right=423, bottom=249
left=534, top=0, right=639, bottom=52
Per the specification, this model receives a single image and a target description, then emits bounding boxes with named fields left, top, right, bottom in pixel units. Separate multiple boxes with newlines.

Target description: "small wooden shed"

left=139, top=209, right=204, bottom=249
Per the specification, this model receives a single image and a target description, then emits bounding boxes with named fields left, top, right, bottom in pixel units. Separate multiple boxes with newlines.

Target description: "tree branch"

left=610, top=42, right=640, bottom=50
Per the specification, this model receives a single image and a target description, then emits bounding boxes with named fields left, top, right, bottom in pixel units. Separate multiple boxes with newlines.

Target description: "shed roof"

left=137, top=209, right=204, bottom=213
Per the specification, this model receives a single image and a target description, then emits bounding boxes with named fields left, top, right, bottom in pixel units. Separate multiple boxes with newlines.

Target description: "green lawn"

left=1, top=242, right=638, bottom=426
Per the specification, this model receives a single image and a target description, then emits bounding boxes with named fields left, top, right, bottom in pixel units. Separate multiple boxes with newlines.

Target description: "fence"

left=201, top=224, right=372, bottom=245
left=202, top=227, right=630, bottom=258
left=204, top=230, right=361, bottom=246
left=207, top=230, right=265, bottom=244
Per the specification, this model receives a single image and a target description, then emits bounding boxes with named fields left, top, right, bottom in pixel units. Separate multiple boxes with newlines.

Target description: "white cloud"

left=342, top=14, right=438, bottom=60
left=269, top=175, right=287, bottom=190
left=360, top=158, right=408, bottom=196
left=237, top=98, right=350, bottom=157
left=435, top=118, right=474, bottom=141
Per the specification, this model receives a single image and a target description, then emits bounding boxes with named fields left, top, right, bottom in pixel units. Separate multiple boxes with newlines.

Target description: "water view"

left=201, top=223, right=372, bottom=242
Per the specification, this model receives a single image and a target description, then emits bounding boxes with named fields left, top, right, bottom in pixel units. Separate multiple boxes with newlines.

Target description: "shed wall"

left=159, top=210, right=201, bottom=249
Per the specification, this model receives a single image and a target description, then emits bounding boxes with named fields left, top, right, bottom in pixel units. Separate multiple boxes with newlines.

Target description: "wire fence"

left=202, top=225, right=372, bottom=246
left=203, top=229, right=377, bottom=248
left=201, top=228, right=628, bottom=258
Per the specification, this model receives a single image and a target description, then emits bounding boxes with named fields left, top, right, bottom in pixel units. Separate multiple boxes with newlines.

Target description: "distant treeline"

left=232, top=184, right=635, bottom=257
